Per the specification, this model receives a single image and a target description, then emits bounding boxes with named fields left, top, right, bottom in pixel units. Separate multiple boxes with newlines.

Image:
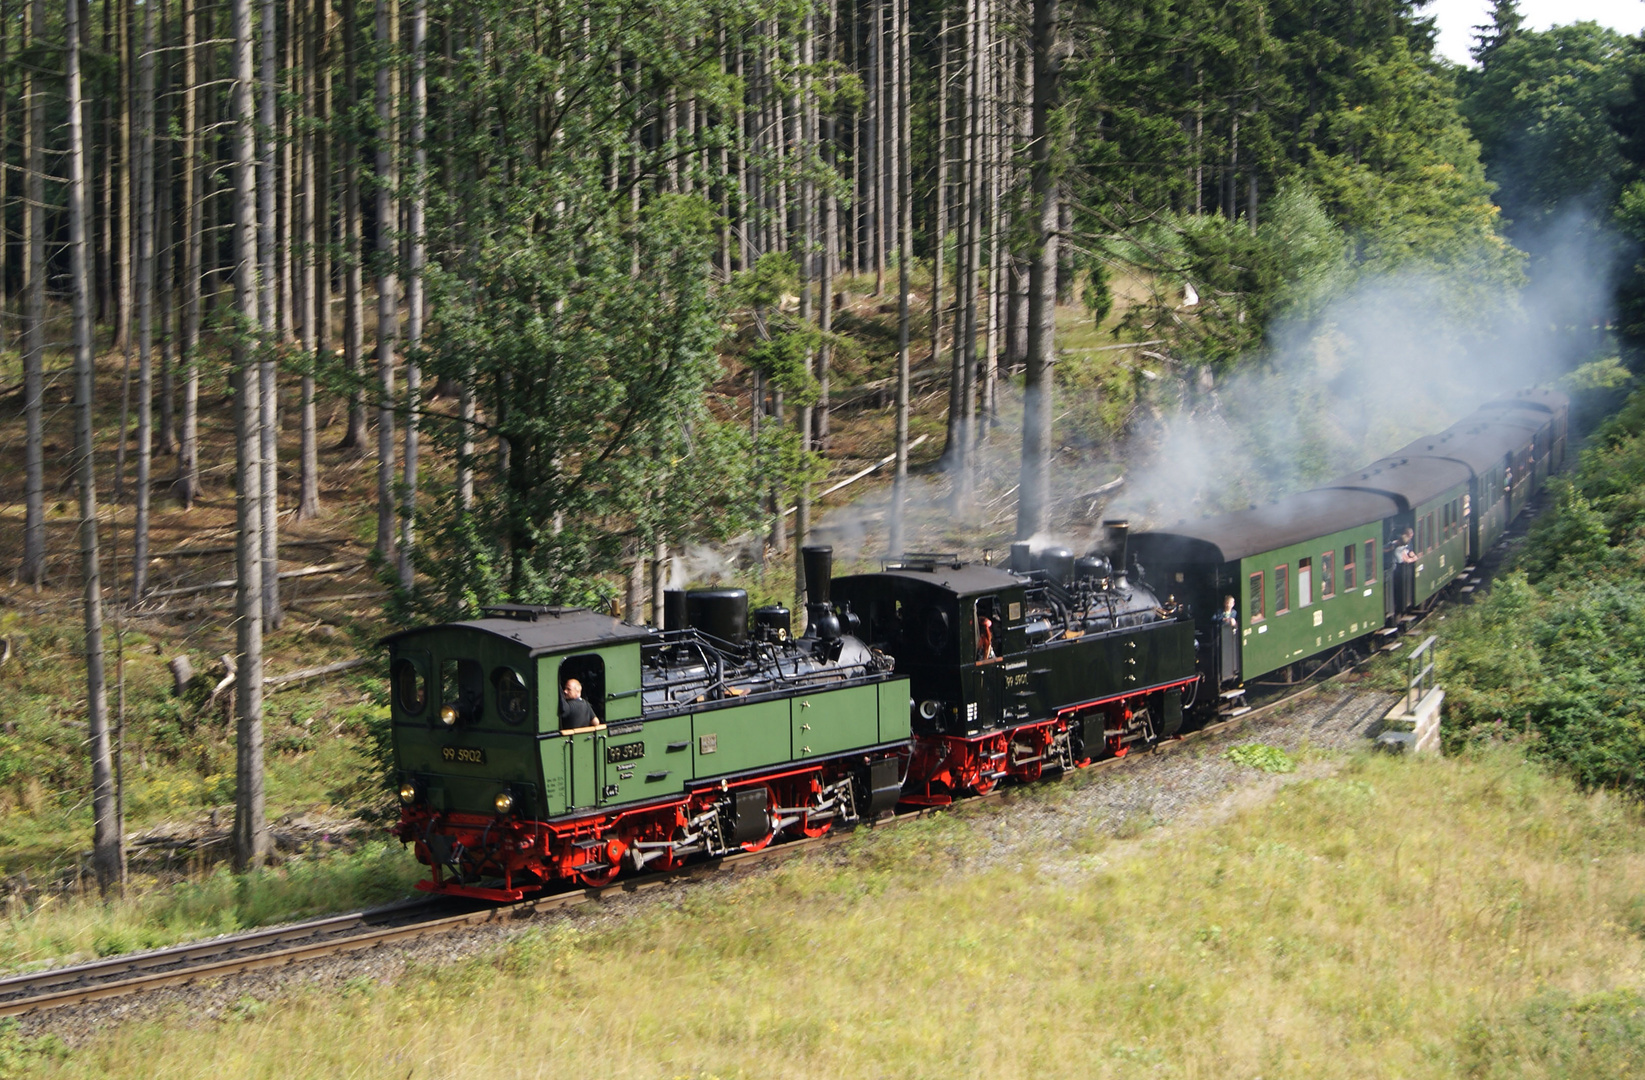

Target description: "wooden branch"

left=209, top=654, right=238, bottom=703
left=265, top=658, right=369, bottom=693
left=142, top=561, right=362, bottom=600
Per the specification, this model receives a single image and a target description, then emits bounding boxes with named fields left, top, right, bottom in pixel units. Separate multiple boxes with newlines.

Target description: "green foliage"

left=1442, top=385, right=1645, bottom=794
left=1461, top=21, right=1637, bottom=239
left=1460, top=989, right=1645, bottom=1078
left=1223, top=743, right=1296, bottom=773
left=1306, top=41, right=1519, bottom=291
left=0, top=1019, right=67, bottom=1078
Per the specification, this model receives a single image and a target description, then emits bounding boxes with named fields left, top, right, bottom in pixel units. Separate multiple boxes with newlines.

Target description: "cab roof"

left=380, top=606, right=655, bottom=657
left=835, top=563, right=1023, bottom=599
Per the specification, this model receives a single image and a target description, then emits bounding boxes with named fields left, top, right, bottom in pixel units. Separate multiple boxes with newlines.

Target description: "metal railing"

left=1406, top=634, right=1437, bottom=714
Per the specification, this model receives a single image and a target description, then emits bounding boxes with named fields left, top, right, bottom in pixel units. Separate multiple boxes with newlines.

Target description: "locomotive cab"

left=833, top=560, right=1029, bottom=737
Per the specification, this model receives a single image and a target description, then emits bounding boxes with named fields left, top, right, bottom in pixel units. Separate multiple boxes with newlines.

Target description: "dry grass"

left=27, top=745, right=1645, bottom=1078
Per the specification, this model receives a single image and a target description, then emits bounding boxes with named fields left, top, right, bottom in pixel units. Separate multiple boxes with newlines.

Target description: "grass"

left=0, top=841, right=424, bottom=976
left=21, top=744, right=1645, bottom=1078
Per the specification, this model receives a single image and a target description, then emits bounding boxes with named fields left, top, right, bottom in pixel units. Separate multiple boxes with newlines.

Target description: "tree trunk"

left=1017, top=0, right=1060, bottom=541
left=296, top=0, right=321, bottom=520
left=793, top=19, right=815, bottom=615
left=375, top=0, right=399, bottom=564
left=259, top=0, right=281, bottom=629
left=67, top=0, right=123, bottom=894
left=116, top=0, right=133, bottom=352
left=231, top=0, right=269, bottom=872
left=399, top=0, right=426, bottom=589
left=888, top=0, right=911, bottom=557
left=132, top=0, right=156, bottom=598
left=178, top=0, right=202, bottom=507
left=339, top=0, right=368, bottom=451
left=19, top=0, right=42, bottom=588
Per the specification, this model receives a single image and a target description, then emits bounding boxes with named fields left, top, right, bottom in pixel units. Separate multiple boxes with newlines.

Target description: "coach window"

left=1297, top=558, right=1313, bottom=607
left=1274, top=565, right=1291, bottom=615
left=1427, top=513, right=1436, bottom=552
left=1321, top=551, right=1336, bottom=598
left=1342, top=545, right=1356, bottom=590
left=1363, top=540, right=1377, bottom=584
left=1249, top=571, right=1265, bottom=621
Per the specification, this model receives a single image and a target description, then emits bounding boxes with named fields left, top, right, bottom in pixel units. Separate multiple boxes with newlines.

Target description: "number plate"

left=441, top=746, right=487, bottom=765
left=606, top=741, right=645, bottom=764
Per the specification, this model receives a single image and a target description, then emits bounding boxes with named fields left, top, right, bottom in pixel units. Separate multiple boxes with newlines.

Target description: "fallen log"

left=265, top=657, right=370, bottom=693
left=143, top=561, right=362, bottom=600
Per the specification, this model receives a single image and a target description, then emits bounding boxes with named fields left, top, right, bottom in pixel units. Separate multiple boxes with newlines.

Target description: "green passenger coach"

left=1130, top=488, right=1398, bottom=686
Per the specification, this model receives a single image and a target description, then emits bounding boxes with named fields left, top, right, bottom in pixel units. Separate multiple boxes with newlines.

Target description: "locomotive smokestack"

left=663, top=589, right=687, bottom=634
left=801, top=545, right=842, bottom=641
left=1009, top=541, right=1032, bottom=574
left=1104, top=520, right=1131, bottom=583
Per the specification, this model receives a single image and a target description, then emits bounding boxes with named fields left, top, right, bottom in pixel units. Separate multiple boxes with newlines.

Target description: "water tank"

left=686, top=588, right=748, bottom=646
left=752, top=605, right=791, bottom=643
left=1037, top=546, right=1075, bottom=585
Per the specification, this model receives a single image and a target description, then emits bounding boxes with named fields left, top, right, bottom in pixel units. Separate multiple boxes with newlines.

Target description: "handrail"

left=1406, top=634, right=1437, bottom=714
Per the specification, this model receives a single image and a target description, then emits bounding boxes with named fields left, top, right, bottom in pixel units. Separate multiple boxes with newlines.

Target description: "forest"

left=1, top=0, right=1642, bottom=890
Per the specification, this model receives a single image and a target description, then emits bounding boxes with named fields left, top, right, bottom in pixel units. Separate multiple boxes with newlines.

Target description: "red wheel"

left=971, top=772, right=998, bottom=795
left=740, top=786, right=779, bottom=851
left=576, top=840, right=623, bottom=887
left=791, top=811, right=833, bottom=839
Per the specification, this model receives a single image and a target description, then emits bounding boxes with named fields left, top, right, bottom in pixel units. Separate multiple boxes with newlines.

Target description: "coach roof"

left=1131, top=487, right=1400, bottom=566
left=1325, top=447, right=1473, bottom=510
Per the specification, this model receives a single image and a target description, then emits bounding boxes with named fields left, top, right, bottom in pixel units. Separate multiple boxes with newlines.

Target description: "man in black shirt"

left=560, top=678, right=598, bottom=730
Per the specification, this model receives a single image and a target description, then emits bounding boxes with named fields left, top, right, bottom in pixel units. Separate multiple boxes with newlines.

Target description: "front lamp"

left=399, top=782, right=418, bottom=805
left=439, top=703, right=459, bottom=727
left=494, top=791, right=516, bottom=814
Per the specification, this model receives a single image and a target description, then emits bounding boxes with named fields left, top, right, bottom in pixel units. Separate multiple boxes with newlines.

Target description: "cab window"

left=441, top=658, right=484, bottom=723
left=392, top=658, right=427, bottom=717
left=558, top=654, right=607, bottom=725
left=492, top=667, right=530, bottom=725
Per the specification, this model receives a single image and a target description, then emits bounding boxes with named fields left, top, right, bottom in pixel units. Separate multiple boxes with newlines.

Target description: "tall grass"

left=0, top=842, right=422, bottom=974
left=27, top=746, right=1645, bottom=1079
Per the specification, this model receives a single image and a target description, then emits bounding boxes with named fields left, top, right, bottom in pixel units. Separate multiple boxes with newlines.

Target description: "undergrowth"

left=1439, top=381, right=1645, bottom=794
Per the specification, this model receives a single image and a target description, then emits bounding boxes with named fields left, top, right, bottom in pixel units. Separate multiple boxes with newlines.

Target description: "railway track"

left=2, top=515, right=1527, bottom=1021
left=0, top=668, right=1366, bottom=1022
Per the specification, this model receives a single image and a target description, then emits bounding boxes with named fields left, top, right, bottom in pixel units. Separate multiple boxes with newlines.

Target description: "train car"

left=387, top=546, right=909, bottom=899
left=831, top=542, right=1199, bottom=802
left=1130, top=489, right=1399, bottom=690
left=1478, top=388, right=1570, bottom=492
left=1326, top=448, right=1473, bottom=615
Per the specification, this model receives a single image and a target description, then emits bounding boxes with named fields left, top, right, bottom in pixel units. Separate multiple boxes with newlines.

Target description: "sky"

left=1430, top=0, right=1645, bottom=64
